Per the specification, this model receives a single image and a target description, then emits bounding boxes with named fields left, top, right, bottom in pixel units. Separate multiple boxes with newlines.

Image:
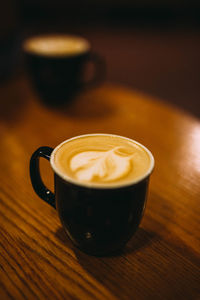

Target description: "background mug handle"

left=81, top=52, right=106, bottom=89
left=30, top=146, right=56, bottom=208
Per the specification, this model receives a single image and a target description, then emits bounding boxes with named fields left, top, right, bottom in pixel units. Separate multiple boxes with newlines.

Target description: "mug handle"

left=30, top=146, right=56, bottom=209
left=81, top=52, right=106, bottom=89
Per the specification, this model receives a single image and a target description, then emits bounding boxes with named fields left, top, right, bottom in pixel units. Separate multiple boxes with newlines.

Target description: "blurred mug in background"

left=22, top=34, right=105, bottom=106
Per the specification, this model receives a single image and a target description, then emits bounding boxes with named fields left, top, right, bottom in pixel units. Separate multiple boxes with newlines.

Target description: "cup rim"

left=50, top=133, right=155, bottom=189
left=22, top=33, right=91, bottom=58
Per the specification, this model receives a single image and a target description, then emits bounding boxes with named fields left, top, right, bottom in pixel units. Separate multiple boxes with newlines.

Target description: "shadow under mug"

left=30, top=136, right=154, bottom=256
left=23, top=34, right=105, bottom=106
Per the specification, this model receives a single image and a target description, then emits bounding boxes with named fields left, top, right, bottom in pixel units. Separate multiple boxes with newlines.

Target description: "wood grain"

left=0, top=76, right=199, bottom=300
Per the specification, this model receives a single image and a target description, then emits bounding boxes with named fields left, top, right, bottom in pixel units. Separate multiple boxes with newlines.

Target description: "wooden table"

left=0, top=76, right=200, bottom=300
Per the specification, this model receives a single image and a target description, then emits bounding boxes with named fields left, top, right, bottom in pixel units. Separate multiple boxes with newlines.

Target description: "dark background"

left=0, top=0, right=200, bottom=117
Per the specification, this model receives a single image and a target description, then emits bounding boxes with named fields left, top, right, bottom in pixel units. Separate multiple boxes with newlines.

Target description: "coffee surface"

left=53, top=135, right=151, bottom=187
left=23, top=35, right=90, bottom=56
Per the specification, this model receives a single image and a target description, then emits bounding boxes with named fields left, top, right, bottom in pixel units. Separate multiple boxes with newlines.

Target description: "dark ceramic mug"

left=23, top=34, right=105, bottom=106
left=30, top=134, right=154, bottom=256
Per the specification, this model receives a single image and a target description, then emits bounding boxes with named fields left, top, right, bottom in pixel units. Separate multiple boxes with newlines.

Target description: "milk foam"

left=70, top=147, right=133, bottom=183
left=24, top=35, right=90, bottom=56
left=52, top=135, right=153, bottom=187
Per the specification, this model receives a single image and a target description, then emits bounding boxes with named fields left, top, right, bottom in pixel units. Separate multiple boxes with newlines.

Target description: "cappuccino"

left=52, top=134, right=153, bottom=187
left=31, top=134, right=154, bottom=255
left=23, top=34, right=90, bottom=57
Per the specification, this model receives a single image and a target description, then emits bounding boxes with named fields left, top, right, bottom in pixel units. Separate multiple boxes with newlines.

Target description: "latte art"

left=70, top=147, right=134, bottom=183
left=52, top=134, right=153, bottom=187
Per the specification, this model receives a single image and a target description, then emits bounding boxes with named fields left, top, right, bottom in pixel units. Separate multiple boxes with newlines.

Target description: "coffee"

left=23, top=34, right=90, bottom=57
left=52, top=134, right=152, bottom=187
left=23, top=34, right=104, bottom=105
left=30, top=134, right=154, bottom=255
